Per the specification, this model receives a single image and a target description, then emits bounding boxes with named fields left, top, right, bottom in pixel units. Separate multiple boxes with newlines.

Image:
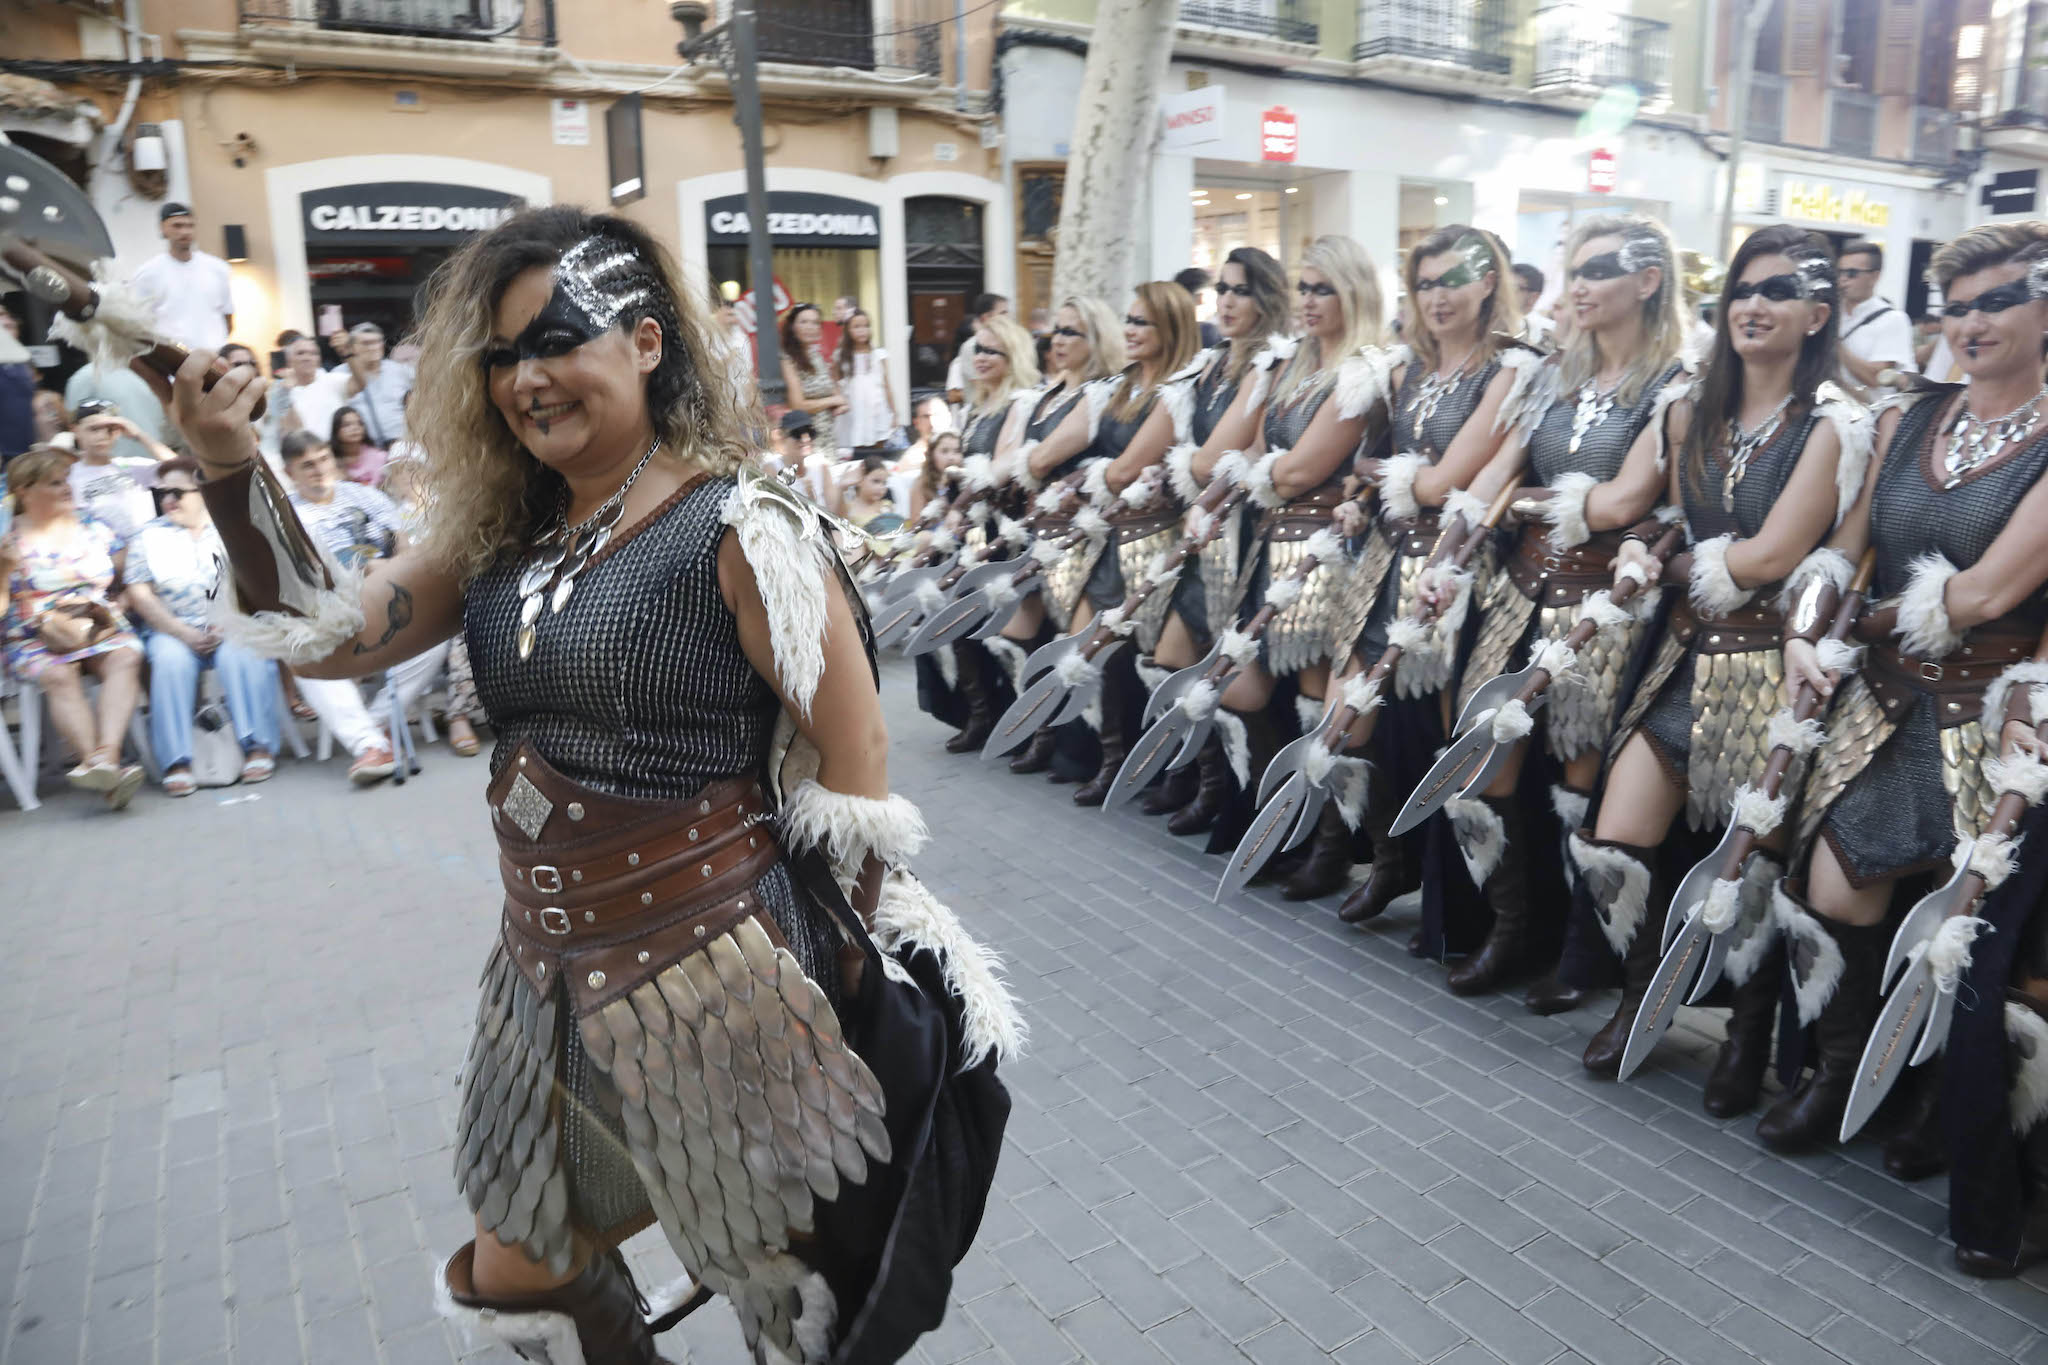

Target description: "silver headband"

left=1616, top=228, right=1665, bottom=276
left=1793, top=254, right=1836, bottom=300
left=555, top=235, right=658, bottom=332
left=2029, top=256, right=2048, bottom=301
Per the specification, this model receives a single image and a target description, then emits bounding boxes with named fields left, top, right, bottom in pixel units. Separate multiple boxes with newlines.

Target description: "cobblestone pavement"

left=5, top=659, right=2048, bottom=1365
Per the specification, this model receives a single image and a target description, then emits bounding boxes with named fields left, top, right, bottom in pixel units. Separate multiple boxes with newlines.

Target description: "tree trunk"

left=1050, top=0, right=1179, bottom=306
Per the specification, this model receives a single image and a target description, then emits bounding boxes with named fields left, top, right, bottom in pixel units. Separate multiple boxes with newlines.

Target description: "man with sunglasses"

left=1835, top=239, right=1916, bottom=399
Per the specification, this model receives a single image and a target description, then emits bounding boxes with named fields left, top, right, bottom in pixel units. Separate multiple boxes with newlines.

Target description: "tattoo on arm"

left=354, top=582, right=415, bottom=655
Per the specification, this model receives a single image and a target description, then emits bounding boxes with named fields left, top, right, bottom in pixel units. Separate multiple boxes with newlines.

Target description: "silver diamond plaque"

left=501, top=773, right=554, bottom=840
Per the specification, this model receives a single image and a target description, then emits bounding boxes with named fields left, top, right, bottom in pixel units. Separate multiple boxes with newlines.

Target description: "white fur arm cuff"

left=1895, top=552, right=1963, bottom=659
left=1541, top=471, right=1597, bottom=550
left=1688, top=534, right=1754, bottom=617
left=1984, top=659, right=2048, bottom=732
left=779, top=779, right=930, bottom=881
left=1380, top=453, right=1427, bottom=522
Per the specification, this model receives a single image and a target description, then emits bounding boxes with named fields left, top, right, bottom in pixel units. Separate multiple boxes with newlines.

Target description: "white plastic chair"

left=1, top=671, right=40, bottom=812
left=12, top=673, right=159, bottom=792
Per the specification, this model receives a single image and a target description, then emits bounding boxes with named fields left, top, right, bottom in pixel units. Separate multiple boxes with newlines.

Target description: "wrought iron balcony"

left=1828, top=88, right=1879, bottom=159
left=1355, top=0, right=1512, bottom=76
left=1530, top=4, right=1670, bottom=108
left=1746, top=72, right=1785, bottom=143
left=1178, top=0, right=1319, bottom=47
left=239, top=0, right=556, bottom=45
left=754, top=0, right=945, bottom=74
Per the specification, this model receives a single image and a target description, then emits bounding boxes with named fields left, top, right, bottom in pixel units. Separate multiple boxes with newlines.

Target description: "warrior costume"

left=1159, top=345, right=1253, bottom=646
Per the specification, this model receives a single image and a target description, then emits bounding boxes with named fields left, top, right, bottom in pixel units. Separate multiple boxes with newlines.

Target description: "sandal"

left=66, top=753, right=121, bottom=793
left=106, top=764, right=144, bottom=811
left=242, top=752, right=276, bottom=783
left=163, top=769, right=197, bottom=798
left=290, top=699, right=317, bottom=722
left=448, top=716, right=481, bottom=757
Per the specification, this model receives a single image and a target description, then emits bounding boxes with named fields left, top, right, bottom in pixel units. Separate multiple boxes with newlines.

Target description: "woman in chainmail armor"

left=1314, top=225, right=1534, bottom=912
left=1575, top=226, right=1868, bottom=1097
left=1015, top=281, right=1201, bottom=804
left=1756, top=226, right=2048, bottom=1261
left=1418, top=214, right=1694, bottom=1012
left=170, top=206, right=1023, bottom=1365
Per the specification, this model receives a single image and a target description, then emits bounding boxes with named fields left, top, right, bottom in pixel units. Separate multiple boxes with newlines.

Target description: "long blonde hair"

left=1557, top=214, right=1688, bottom=408
left=1109, top=281, right=1201, bottom=423
left=965, top=313, right=1041, bottom=416
left=1060, top=295, right=1126, bottom=383
left=408, top=206, right=761, bottom=581
left=1402, top=225, right=1523, bottom=374
left=1277, top=235, right=1383, bottom=405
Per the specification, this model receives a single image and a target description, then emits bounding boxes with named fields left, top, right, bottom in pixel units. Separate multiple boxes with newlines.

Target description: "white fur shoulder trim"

left=723, top=473, right=838, bottom=718
left=1813, top=382, right=1874, bottom=526
left=1335, top=343, right=1407, bottom=422
left=1496, top=351, right=1564, bottom=444
left=1646, top=365, right=1697, bottom=474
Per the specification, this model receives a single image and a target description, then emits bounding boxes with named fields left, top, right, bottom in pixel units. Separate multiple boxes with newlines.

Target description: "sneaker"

left=349, top=745, right=397, bottom=785
left=106, top=764, right=145, bottom=811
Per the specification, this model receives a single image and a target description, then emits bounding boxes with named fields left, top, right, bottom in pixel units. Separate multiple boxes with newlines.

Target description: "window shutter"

left=1876, top=0, right=1919, bottom=94
left=1782, top=0, right=1826, bottom=74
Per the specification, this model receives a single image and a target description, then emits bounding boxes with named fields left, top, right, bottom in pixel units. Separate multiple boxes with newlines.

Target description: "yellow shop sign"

left=1781, top=179, right=1892, bottom=229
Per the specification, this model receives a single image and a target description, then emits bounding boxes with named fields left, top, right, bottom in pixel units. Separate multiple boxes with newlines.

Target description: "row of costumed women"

left=869, top=216, right=2048, bottom=1278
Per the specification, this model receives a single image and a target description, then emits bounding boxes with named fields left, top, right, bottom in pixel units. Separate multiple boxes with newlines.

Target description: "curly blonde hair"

left=407, top=206, right=762, bottom=582
left=965, top=313, right=1041, bottom=416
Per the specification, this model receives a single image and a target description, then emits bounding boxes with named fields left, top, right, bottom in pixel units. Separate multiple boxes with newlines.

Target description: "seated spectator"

left=762, top=409, right=815, bottom=480
left=31, top=389, right=68, bottom=447
left=841, top=454, right=903, bottom=533
left=263, top=335, right=349, bottom=466
left=278, top=430, right=401, bottom=784
left=0, top=446, right=146, bottom=809
left=122, top=459, right=280, bottom=796
left=62, top=362, right=172, bottom=467
left=69, top=399, right=172, bottom=542
left=330, top=406, right=387, bottom=486
left=375, top=456, right=484, bottom=757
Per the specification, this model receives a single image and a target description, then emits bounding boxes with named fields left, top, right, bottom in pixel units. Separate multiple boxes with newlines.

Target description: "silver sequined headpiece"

left=1792, top=254, right=1835, bottom=300
left=1615, top=226, right=1666, bottom=276
left=1453, top=233, right=1497, bottom=278
left=2028, top=256, right=2048, bottom=301
left=555, top=235, right=658, bottom=331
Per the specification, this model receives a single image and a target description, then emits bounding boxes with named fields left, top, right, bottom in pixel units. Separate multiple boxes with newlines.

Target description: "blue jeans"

left=145, top=632, right=281, bottom=770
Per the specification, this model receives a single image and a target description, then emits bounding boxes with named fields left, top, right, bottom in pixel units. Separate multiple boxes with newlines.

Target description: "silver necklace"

left=514, top=439, right=660, bottom=660
left=1943, top=386, right=2048, bottom=489
left=1409, top=348, right=1477, bottom=430
left=1567, top=378, right=1621, bottom=457
left=1720, top=393, right=1794, bottom=512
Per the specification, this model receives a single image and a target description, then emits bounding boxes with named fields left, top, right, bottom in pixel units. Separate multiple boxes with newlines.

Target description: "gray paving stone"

left=1430, top=1280, right=1564, bottom=1365
left=1058, top=1296, right=1175, bottom=1364
left=1523, top=1287, right=1659, bottom=1365
left=1339, top=1272, right=1466, bottom=1361
left=1430, top=1224, right=1551, bottom=1308
left=1341, top=1216, right=1463, bottom=1299
left=1245, top=1261, right=1370, bottom=1351
left=1145, top=1307, right=1253, bottom=1365
left=1073, top=1239, right=1191, bottom=1330
left=1167, top=1254, right=1282, bottom=1344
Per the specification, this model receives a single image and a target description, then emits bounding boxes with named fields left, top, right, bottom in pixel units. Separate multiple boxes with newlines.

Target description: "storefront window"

left=1190, top=180, right=1315, bottom=277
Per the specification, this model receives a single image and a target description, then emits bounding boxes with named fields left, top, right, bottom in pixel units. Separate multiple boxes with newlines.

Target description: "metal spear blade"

left=871, top=594, right=933, bottom=650
left=903, top=592, right=995, bottom=655
left=1909, top=981, right=1958, bottom=1068
left=1451, top=669, right=1529, bottom=737
left=1390, top=725, right=1496, bottom=837
left=878, top=557, right=952, bottom=602
left=1665, top=822, right=1744, bottom=953
left=1048, top=642, right=1126, bottom=727
left=1840, top=963, right=1938, bottom=1143
left=1217, top=772, right=1310, bottom=900
left=1618, top=909, right=1713, bottom=1081
left=1284, top=782, right=1330, bottom=853
left=1259, top=728, right=1328, bottom=807
left=1020, top=627, right=1084, bottom=687
left=1884, top=861, right=1964, bottom=992
left=1106, top=704, right=1207, bottom=812
left=1685, top=929, right=1736, bottom=1006
left=980, top=671, right=1069, bottom=761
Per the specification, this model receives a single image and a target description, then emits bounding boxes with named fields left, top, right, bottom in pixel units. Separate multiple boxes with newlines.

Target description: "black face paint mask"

left=1571, top=251, right=1634, bottom=282
left=483, top=281, right=609, bottom=372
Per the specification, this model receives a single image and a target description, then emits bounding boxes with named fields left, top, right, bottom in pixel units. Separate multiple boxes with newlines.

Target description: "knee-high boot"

left=1167, top=735, right=1231, bottom=835
left=1755, top=905, right=1889, bottom=1153
left=439, top=1242, right=673, bottom=1365
left=1142, top=759, right=1201, bottom=816
left=1958, top=994, right=2048, bottom=1278
left=1073, top=654, right=1134, bottom=806
left=1703, top=941, right=1784, bottom=1118
left=1881, top=1056, right=1950, bottom=1180
left=1284, top=802, right=1356, bottom=901
left=945, top=643, right=995, bottom=754
left=1444, top=797, right=1529, bottom=995
left=1009, top=725, right=1058, bottom=774
left=1570, top=837, right=1663, bottom=1075
left=1339, top=771, right=1418, bottom=923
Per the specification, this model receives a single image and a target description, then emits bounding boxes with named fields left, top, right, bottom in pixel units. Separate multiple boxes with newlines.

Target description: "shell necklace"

left=1567, top=377, right=1623, bottom=458
left=1720, top=393, right=1793, bottom=511
left=1943, top=386, right=2048, bottom=489
left=1409, top=347, right=1478, bottom=431
left=514, top=438, right=660, bottom=660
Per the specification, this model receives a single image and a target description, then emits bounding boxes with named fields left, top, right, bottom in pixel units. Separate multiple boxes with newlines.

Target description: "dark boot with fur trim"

left=945, top=644, right=995, bottom=754
left=439, top=1241, right=674, bottom=1365
left=1756, top=908, right=1888, bottom=1153
left=1168, top=735, right=1232, bottom=835
left=1283, top=803, right=1356, bottom=900
left=1572, top=836, right=1661, bottom=1076
left=1445, top=797, right=1529, bottom=995
left=1339, top=776, right=1417, bottom=923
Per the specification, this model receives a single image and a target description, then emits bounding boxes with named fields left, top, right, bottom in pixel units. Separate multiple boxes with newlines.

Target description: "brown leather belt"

left=1375, top=508, right=1443, bottom=561
left=1105, top=506, right=1180, bottom=542
left=1668, top=599, right=1783, bottom=655
left=1504, top=525, right=1628, bottom=607
left=487, top=744, right=783, bottom=1015
left=1260, top=479, right=1349, bottom=541
left=1868, top=624, right=2038, bottom=729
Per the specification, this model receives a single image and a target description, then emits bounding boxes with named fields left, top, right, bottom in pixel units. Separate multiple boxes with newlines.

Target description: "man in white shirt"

left=129, top=203, right=235, bottom=352
left=1836, top=240, right=1917, bottom=401
left=68, top=399, right=172, bottom=543
left=340, top=322, right=414, bottom=447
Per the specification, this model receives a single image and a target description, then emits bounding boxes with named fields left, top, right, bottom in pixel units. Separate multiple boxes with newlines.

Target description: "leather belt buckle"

left=531, top=864, right=566, bottom=894
left=1919, top=661, right=1944, bottom=682
left=540, top=907, right=573, bottom=936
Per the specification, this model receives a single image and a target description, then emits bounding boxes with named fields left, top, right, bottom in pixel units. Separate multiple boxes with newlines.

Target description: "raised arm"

left=169, top=348, right=465, bottom=678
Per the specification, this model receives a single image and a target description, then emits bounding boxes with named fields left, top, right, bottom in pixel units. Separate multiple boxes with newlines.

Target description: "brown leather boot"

left=944, top=644, right=994, bottom=754
left=1142, top=761, right=1201, bottom=816
left=1072, top=662, right=1130, bottom=807
left=1167, top=735, right=1232, bottom=836
left=1283, top=803, right=1355, bottom=900
left=1445, top=797, right=1528, bottom=996
left=1338, top=776, right=1416, bottom=924
left=1524, top=976, right=1591, bottom=1015
left=1703, top=942, right=1783, bottom=1118
left=1881, top=1058, right=1949, bottom=1181
left=1573, top=837, right=1662, bottom=1075
left=1009, top=725, right=1057, bottom=774
left=1756, top=911, right=1888, bottom=1153
left=439, top=1241, right=674, bottom=1365
left=1584, top=919, right=1663, bottom=1076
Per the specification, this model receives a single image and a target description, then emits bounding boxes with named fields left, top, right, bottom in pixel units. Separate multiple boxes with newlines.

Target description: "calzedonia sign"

left=303, top=182, right=525, bottom=243
left=705, top=192, right=882, bottom=248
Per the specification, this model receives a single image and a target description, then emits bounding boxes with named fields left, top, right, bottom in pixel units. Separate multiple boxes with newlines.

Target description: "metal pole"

left=954, top=0, right=968, bottom=112
left=1717, top=0, right=1775, bottom=258
left=731, top=1, right=786, bottom=406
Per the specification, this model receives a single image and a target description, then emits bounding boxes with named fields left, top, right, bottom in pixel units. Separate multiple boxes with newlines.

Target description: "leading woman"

left=170, top=207, right=1022, bottom=1365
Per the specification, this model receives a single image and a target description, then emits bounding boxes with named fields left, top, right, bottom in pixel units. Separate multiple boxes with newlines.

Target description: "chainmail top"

left=1869, top=394, right=2048, bottom=618
left=1190, top=347, right=1241, bottom=447
left=1393, top=355, right=1503, bottom=460
left=1680, top=409, right=1821, bottom=549
left=467, top=476, right=776, bottom=801
left=1263, top=369, right=1337, bottom=452
left=1527, top=359, right=1685, bottom=487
